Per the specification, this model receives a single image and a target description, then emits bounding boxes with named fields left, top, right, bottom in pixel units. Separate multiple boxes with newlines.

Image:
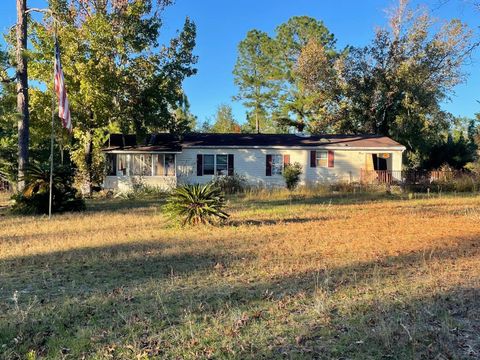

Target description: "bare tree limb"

left=25, top=7, right=51, bottom=15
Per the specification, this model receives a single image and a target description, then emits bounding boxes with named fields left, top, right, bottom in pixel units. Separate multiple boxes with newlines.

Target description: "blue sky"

left=1, top=0, right=479, bottom=125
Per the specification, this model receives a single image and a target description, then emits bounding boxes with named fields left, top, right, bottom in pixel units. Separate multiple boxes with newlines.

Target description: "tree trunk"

left=16, top=0, right=29, bottom=192
left=84, top=130, right=93, bottom=196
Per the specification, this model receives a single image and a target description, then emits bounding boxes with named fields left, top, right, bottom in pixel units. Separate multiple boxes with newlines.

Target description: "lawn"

left=0, top=191, right=479, bottom=359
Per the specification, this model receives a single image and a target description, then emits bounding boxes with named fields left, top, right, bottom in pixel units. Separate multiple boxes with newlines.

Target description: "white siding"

left=103, top=148, right=404, bottom=190
left=177, top=148, right=404, bottom=187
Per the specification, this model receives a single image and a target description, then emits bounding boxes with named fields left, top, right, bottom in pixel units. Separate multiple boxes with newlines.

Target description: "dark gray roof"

left=179, top=133, right=404, bottom=148
left=103, top=133, right=405, bottom=152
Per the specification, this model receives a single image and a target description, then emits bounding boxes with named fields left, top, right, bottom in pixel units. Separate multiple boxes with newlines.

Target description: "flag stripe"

left=54, top=38, right=72, bottom=132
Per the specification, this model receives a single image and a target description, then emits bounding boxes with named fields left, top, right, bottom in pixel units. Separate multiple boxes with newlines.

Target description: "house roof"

left=103, top=133, right=405, bottom=152
left=179, top=133, right=404, bottom=148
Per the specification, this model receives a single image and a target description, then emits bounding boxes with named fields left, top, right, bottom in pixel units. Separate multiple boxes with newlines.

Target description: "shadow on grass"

left=85, top=197, right=165, bottom=213
left=0, top=231, right=479, bottom=358
left=257, top=286, right=480, bottom=359
left=233, top=192, right=403, bottom=210
left=227, top=216, right=329, bottom=227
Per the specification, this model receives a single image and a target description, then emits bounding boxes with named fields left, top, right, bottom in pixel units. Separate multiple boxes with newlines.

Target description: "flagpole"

left=48, top=25, right=56, bottom=219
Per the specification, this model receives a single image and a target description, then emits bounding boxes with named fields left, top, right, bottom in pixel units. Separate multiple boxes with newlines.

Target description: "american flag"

left=54, top=38, right=72, bottom=132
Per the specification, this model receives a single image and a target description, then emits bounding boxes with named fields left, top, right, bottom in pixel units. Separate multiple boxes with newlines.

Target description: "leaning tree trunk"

left=16, top=0, right=30, bottom=192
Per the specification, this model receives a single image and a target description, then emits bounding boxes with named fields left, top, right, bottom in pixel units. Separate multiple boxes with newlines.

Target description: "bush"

left=210, top=173, right=247, bottom=194
left=10, top=163, right=85, bottom=215
left=282, top=162, right=302, bottom=191
left=163, top=183, right=229, bottom=226
left=114, top=177, right=169, bottom=199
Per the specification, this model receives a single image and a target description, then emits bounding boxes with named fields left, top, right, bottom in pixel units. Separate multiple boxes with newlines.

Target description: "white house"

left=102, top=133, right=406, bottom=191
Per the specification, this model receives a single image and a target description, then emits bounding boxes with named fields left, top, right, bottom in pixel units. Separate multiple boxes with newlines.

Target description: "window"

left=154, top=154, right=176, bottom=176
left=165, top=154, right=176, bottom=176
left=154, top=154, right=165, bottom=176
left=316, top=151, right=328, bottom=167
left=131, top=154, right=152, bottom=176
left=216, top=155, right=228, bottom=175
left=203, top=155, right=215, bottom=175
left=106, top=153, right=116, bottom=176
left=117, top=154, right=128, bottom=175
left=198, top=154, right=234, bottom=176
left=271, top=154, right=283, bottom=175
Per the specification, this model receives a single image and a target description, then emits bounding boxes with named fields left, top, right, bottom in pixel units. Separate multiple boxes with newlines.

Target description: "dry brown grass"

left=0, top=192, right=479, bottom=359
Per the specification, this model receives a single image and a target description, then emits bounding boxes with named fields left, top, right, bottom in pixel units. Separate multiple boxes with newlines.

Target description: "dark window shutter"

left=328, top=150, right=334, bottom=168
left=227, top=154, right=234, bottom=176
left=197, top=154, right=203, bottom=176
left=283, top=154, right=290, bottom=166
left=310, top=151, right=316, bottom=168
left=266, top=154, right=272, bottom=176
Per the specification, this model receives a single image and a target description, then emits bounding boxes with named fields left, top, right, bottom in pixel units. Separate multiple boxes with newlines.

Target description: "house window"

left=106, top=153, right=116, bottom=175
left=271, top=154, right=283, bottom=175
left=117, top=154, right=128, bottom=175
left=154, top=154, right=165, bottom=176
left=165, top=154, right=176, bottom=176
left=131, top=154, right=152, bottom=176
left=154, top=154, right=176, bottom=176
left=216, top=154, right=228, bottom=175
left=316, top=151, right=328, bottom=167
left=203, top=155, right=215, bottom=175
left=197, top=154, right=234, bottom=176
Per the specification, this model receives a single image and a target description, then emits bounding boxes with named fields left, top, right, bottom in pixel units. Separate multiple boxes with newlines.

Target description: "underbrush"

left=405, top=175, right=480, bottom=193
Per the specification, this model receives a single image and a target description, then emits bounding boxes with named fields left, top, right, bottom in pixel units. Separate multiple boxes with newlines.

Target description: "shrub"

left=163, top=183, right=229, bottom=226
left=10, top=163, right=85, bottom=215
left=282, top=162, right=302, bottom=191
left=211, top=173, right=247, bottom=194
left=114, top=177, right=169, bottom=199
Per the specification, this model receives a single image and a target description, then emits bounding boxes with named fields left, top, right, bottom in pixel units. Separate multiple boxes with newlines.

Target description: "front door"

left=372, top=154, right=389, bottom=170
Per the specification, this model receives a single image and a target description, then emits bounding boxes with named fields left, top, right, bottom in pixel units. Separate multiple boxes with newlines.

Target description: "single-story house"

left=102, top=133, right=406, bottom=191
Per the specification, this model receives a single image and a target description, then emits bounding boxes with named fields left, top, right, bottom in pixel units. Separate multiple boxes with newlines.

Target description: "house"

left=102, top=133, right=406, bottom=191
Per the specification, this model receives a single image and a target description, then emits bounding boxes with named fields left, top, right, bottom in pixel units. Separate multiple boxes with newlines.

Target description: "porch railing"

left=360, top=170, right=463, bottom=185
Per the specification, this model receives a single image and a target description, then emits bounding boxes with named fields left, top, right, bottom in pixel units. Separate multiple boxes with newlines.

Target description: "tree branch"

left=0, top=75, right=15, bottom=83
left=25, top=7, right=52, bottom=15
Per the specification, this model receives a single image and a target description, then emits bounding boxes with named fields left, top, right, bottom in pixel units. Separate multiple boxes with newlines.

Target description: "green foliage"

left=234, top=7, right=477, bottom=167
left=163, top=183, right=229, bottom=226
left=332, top=6, right=476, bottom=166
left=282, top=162, right=302, bottom=190
left=69, top=128, right=110, bottom=193
left=233, top=29, right=281, bottom=133
left=10, top=163, right=85, bottom=215
left=211, top=173, right=247, bottom=194
left=114, top=177, right=168, bottom=200
left=209, top=104, right=241, bottom=133
left=22, top=0, right=198, bottom=192
left=233, top=17, right=337, bottom=134
left=0, top=66, right=18, bottom=184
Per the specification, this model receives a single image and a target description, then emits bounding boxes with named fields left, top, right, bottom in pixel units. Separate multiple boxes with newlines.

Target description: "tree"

left=172, top=94, right=197, bottom=133
left=274, top=16, right=337, bottom=132
left=290, top=38, right=341, bottom=133
left=26, top=0, right=197, bottom=193
left=233, top=17, right=338, bottom=134
left=336, top=0, right=477, bottom=166
left=291, top=1, right=477, bottom=167
left=233, top=30, right=281, bottom=133
left=0, top=69, right=17, bottom=183
left=210, top=104, right=241, bottom=133
left=16, top=0, right=30, bottom=191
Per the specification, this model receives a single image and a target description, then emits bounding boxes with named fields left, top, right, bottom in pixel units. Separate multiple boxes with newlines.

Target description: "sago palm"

left=164, top=183, right=229, bottom=225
